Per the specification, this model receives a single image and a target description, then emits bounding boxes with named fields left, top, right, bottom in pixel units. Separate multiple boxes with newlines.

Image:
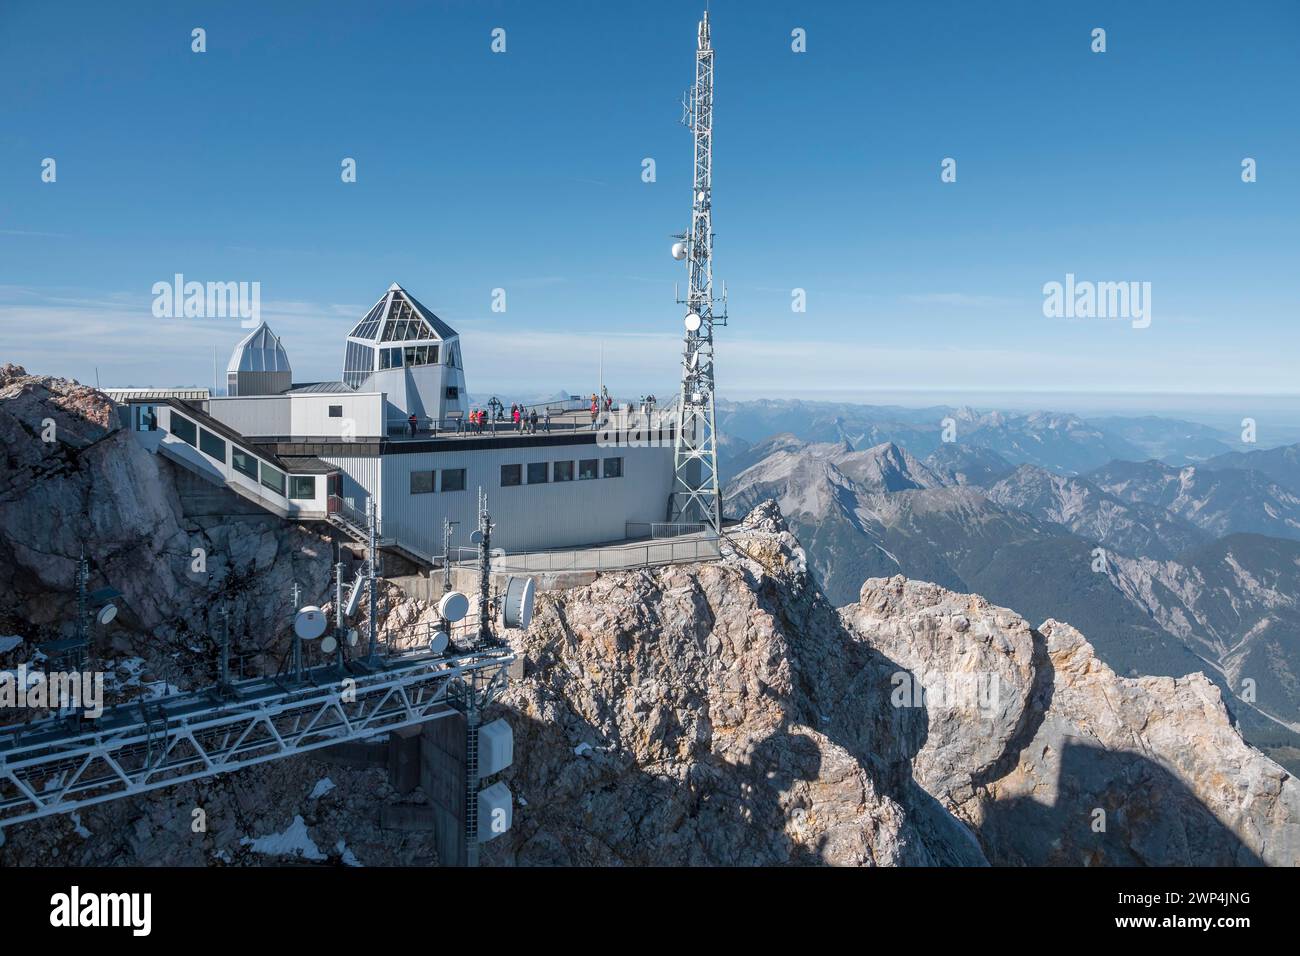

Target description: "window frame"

left=260, top=462, right=286, bottom=496
left=578, top=458, right=599, bottom=480
left=440, top=468, right=467, bottom=493
left=603, top=456, right=623, bottom=478
left=288, top=475, right=317, bottom=500
left=198, top=428, right=226, bottom=463
left=232, top=448, right=259, bottom=480
left=169, top=414, right=198, bottom=447
left=500, top=463, right=522, bottom=487
left=553, top=460, right=575, bottom=483
left=526, top=462, right=549, bottom=485
left=410, top=470, right=435, bottom=495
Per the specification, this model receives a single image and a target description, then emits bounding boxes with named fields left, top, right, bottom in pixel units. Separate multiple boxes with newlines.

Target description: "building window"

left=410, top=471, right=435, bottom=494
left=441, top=468, right=466, bottom=492
left=260, top=463, right=286, bottom=496
left=199, top=428, right=226, bottom=462
left=527, top=462, right=548, bottom=484
left=578, top=458, right=598, bottom=480
left=553, top=460, right=574, bottom=482
left=170, top=414, right=197, bottom=446
left=501, top=464, right=522, bottom=487
left=328, top=405, right=343, bottom=418
left=446, top=386, right=459, bottom=400
left=232, top=448, right=258, bottom=480
left=134, top=405, right=157, bottom=432
left=379, top=347, right=403, bottom=370
left=604, top=456, right=623, bottom=478
left=289, top=475, right=317, bottom=500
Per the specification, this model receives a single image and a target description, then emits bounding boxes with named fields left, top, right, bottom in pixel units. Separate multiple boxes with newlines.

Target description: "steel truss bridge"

left=0, top=645, right=513, bottom=830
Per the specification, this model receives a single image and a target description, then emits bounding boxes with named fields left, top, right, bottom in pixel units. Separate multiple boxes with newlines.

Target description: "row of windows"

left=171, top=412, right=316, bottom=501
left=410, top=468, right=467, bottom=494
left=501, top=457, right=622, bottom=487
left=379, top=345, right=439, bottom=370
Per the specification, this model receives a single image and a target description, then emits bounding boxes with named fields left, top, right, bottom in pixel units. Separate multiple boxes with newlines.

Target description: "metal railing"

left=460, top=536, right=722, bottom=573
left=626, top=521, right=708, bottom=540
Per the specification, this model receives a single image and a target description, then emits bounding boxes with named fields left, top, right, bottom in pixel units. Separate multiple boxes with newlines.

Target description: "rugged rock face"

left=485, top=501, right=985, bottom=866
left=841, top=577, right=1300, bottom=866
left=0, top=365, right=334, bottom=692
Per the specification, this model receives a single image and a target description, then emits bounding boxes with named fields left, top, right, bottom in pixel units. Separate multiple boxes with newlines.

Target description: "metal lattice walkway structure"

left=0, top=646, right=512, bottom=830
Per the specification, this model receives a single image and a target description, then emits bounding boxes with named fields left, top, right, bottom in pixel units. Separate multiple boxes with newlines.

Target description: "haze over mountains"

left=720, top=398, right=1300, bottom=772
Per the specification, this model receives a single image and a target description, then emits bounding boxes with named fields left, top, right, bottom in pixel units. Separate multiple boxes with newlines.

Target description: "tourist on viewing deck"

left=544, top=409, right=552, bottom=433
left=407, top=413, right=418, bottom=437
left=529, top=409, right=539, bottom=434
left=513, top=404, right=522, bottom=431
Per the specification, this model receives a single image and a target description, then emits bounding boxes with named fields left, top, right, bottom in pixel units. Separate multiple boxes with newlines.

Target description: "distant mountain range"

left=719, top=399, right=1300, bottom=771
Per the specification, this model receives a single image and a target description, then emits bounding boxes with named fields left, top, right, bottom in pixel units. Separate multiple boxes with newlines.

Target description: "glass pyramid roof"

left=348, top=283, right=458, bottom=343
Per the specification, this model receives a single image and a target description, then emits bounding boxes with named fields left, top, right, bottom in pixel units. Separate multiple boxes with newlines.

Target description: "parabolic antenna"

left=502, top=576, right=536, bottom=630
left=671, top=241, right=687, bottom=260
left=346, top=628, right=360, bottom=647
left=320, top=635, right=338, bottom=654
left=293, top=606, right=328, bottom=640
left=438, top=590, right=470, bottom=623
left=470, top=530, right=484, bottom=545
left=684, top=312, right=702, bottom=332
left=96, top=604, right=118, bottom=626
left=429, top=630, right=449, bottom=655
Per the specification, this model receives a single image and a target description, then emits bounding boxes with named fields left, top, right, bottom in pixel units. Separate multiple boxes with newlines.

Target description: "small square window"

left=527, top=462, right=548, bottom=484
left=170, top=414, right=197, bottom=446
left=604, top=457, right=623, bottom=478
left=501, top=464, right=522, bottom=487
left=328, top=405, right=343, bottom=418
left=232, top=448, right=258, bottom=480
left=441, top=468, right=466, bottom=492
left=199, top=428, right=226, bottom=462
left=578, top=459, right=598, bottom=480
left=553, top=461, right=574, bottom=482
left=260, top=463, right=286, bottom=496
left=410, top=471, right=435, bottom=494
left=446, top=386, right=459, bottom=400
left=289, top=475, right=316, bottom=500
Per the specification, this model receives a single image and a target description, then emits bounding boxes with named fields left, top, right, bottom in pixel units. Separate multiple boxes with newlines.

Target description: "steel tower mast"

left=670, top=10, right=726, bottom=530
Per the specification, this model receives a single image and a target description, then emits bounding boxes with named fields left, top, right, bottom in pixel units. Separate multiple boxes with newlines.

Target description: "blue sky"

left=1, top=0, right=1297, bottom=404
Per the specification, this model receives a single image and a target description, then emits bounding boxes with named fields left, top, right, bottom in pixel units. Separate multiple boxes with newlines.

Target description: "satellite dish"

left=320, top=635, right=338, bottom=654
left=438, top=590, right=470, bottom=623
left=502, top=576, right=536, bottom=630
left=293, top=606, right=328, bottom=640
left=470, top=530, right=484, bottom=545
left=96, top=604, right=118, bottom=626
left=671, top=241, right=687, bottom=260
left=429, top=630, right=449, bottom=654
left=346, top=628, right=360, bottom=647
left=684, top=312, right=702, bottom=332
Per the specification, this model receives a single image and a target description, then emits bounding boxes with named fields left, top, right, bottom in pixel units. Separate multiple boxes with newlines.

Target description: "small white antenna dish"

left=671, top=241, right=687, bottom=260
left=320, top=634, right=338, bottom=654
left=502, top=576, right=536, bottom=630
left=293, top=606, right=328, bottom=640
left=684, top=312, right=702, bottom=332
left=470, top=529, right=485, bottom=545
left=438, top=590, right=470, bottom=623
left=346, top=628, right=360, bottom=648
left=491, top=548, right=507, bottom=559
left=96, top=604, right=118, bottom=626
left=429, top=630, right=449, bottom=654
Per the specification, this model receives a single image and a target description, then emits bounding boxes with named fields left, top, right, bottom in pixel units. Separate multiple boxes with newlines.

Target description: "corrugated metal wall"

left=207, top=396, right=291, bottom=436
left=378, top=443, right=674, bottom=557
left=320, top=453, right=383, bottom=516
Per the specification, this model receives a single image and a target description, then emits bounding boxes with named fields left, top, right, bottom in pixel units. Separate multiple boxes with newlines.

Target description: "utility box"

left=478, top=719, right=514, bottom=777
left=477, top=782, right=513, bottom=842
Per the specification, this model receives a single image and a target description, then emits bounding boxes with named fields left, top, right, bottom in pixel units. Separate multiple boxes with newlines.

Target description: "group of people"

left=464, top=401, right=548, bottom=434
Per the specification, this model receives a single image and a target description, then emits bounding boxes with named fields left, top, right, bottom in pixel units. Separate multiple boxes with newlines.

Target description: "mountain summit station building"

left=110, top=284, right=677, bottom=566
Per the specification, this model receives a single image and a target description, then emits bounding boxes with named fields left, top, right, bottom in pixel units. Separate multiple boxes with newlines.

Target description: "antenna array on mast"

left=669, top=10, right=725, bottom=531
